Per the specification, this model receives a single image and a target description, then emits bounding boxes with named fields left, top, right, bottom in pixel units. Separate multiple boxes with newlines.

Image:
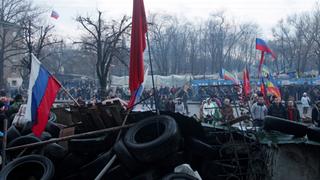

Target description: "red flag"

left=260, top=78, right=269, bottom=106
left=128, top=0, right=147, bottom=108
left=243, top=67, right=251, bottom=97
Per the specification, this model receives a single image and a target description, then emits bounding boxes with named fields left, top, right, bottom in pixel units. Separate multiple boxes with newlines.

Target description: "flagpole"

left=258, top=51, right=265, bottom=79
left=53, top=76, right=81, bottom=107
left=146, top=31, right=159, bottom=115
left=29, top=53, right=81, bottom=107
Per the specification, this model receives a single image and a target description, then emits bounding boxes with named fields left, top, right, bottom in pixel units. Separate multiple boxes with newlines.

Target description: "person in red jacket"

left=287, top=100, right=300, bottom=122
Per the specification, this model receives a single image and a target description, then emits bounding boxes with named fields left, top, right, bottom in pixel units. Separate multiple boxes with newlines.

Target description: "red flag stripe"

left=243, top=68, right=251, bottom=97
left=32, top=77, right=61, bottom=137
left=129, top=0, right=147, bottom=94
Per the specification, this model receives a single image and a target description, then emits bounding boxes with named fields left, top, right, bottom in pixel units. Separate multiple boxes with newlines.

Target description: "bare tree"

left=273, top=13, right=316, bottom=75
left=311, top=5, right=320, bottom=74
left=0, top=0, right=39, bottom=88
left=76, top=11, right=130, bottom=97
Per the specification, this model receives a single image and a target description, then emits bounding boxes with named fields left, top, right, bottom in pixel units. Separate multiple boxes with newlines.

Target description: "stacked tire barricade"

left=0, top=105, right=274, bottom=180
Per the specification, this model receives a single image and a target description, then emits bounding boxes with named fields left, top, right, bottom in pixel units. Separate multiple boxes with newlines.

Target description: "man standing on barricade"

left=251, top=95, right=268, bottom=127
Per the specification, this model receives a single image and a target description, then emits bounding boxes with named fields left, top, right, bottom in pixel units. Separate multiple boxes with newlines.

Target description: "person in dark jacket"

left=287, top=100, right=300, bottom=122
left=165, top=97, right=175, bottom=112
left=312, top=98, right=320, bottom=127
left=268, top=96, right=287, bottom=119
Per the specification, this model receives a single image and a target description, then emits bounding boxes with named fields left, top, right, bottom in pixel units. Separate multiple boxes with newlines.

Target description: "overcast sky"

left=34, top=0, right=318, bottom=41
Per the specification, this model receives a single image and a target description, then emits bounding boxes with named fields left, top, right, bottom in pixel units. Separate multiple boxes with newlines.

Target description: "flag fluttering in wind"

left=256, top=38, right=276, bottom=58
left=130, top=67, right=149, bottom=111
left=265, top=75, right=281, bottom=98
left=24, top=55, right=61, bottom=137
left=260, top=78, right=269, bottom=106
left=243, top=67, right=251, bottom=97
left=221, top=68, right=239, bottom=85
left=256, top=38, right=276, bottom=76
left=128, top=0, right=147, bottom=109
left=51, top=10, right=59, bottom=19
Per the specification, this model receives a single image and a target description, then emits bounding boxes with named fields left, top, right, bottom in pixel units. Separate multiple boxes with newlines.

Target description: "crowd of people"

left=0, top=91, right=24, bottom=132
left=4, top=78, right=320, bottom=129
left=139, top=85, right=191, bottom=115
left=57, top=80, right=98, bottom=101
left=198, top=87, right=320, bottom=128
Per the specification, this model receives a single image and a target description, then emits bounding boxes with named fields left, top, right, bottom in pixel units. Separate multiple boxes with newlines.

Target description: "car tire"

left=7, top=125, right=21, bottom=143
left=113, top=139, right=143, bottom=173
left=0, top=155, right=54, bottom=180
left=7, top=135, right=42, bottom=161
left=45, top=121, right=61, bottom=138
left=124, top=115, right=181, bottom=163
left=28, top=131, right=52, bottom=141
left=68, top=135, right=107, bottom=155
left=79, top=150, right=113, bottom=179
left=43, top=143, right=68, bottom=163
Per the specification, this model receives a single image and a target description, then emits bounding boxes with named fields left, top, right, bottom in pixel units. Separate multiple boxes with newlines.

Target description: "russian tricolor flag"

left=51, top=10, right=59, bottom=20
left=256, top=38, right=276, bottom=59
left=24, top=55, right=61, bottom=137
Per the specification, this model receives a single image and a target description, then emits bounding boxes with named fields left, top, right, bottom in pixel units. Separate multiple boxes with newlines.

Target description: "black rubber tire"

left=43, top=143, right=68, bottom=162
left=7, top=135, right=42, bottom=161
left=307, top=127, right=320, bottom=142
left=0, top=155, right=55, bottom=180
left=124, top=115, right=181, bottom=163
left=264, top=116, right=308, bottom=137
left=28, top=131, right=52, bottom=141
left=79, top=150, right=113, bottom=179
left=113, top=139, right=143, bottom=173
left=45, top=121, right=61, bottom=138
left=49, top=112, right=57, bottom=122
left=54, top=153, right=89, bottom=179
left=104, top=164, right=131, bottom=180
left=162, top=173, right=198, bottom=180
left=20, top=122, right=33, bottom=135
left=7, top=125, right=21, bottom=143
left=68, top=135, right=107, bottom=155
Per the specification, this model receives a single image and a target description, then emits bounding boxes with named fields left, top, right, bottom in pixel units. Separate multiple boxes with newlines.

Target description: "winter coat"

left=301, top=96, right=311, bottom=108
left=251, top=102, right=268, bottom=120
left=221, top=105, right=234, bottom=121
left=287, top=107, right=300, bottom=122
left=268, top=103, right=287, bottom=119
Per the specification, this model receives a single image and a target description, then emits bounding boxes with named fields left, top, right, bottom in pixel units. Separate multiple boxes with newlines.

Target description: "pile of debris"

left=4, top=100, right=318, bottom=179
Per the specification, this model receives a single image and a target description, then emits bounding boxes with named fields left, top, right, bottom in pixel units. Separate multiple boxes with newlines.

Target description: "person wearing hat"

left=175, top=98, right=185, bottom=115
left=301, top=92, right=311, bottom=118
left=312, top=97, right=320, bottom=127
